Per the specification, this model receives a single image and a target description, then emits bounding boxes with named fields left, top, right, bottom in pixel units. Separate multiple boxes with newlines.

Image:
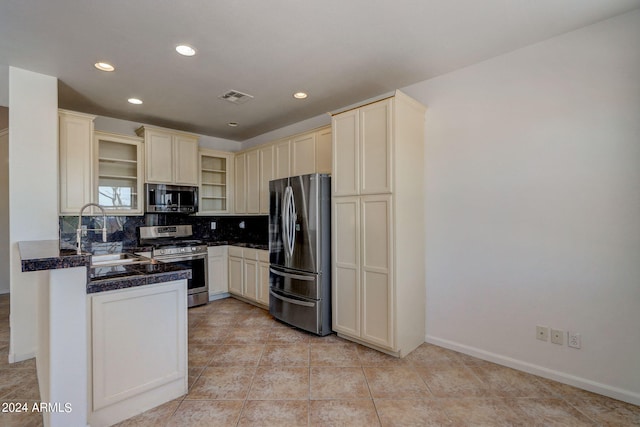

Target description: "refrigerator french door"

left=269, top=173, right=332, bottom=336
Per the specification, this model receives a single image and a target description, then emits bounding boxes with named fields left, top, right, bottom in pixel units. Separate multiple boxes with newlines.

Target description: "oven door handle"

left=269, top=267, right=315, bottom=281
left=155, top=253, right=207, bottom=262
left=269, top=290, right=315, bottom=307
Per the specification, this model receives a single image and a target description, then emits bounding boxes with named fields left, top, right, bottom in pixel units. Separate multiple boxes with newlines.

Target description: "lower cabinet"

left=228, top=246, right=269, bottom=307
left=88, top=280, right=187, bottom=427
left=207, top=246, right=228, bottom=299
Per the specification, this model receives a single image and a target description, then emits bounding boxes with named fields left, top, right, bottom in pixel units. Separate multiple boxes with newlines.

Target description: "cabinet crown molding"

left=135, top=124, right=200, bottom=139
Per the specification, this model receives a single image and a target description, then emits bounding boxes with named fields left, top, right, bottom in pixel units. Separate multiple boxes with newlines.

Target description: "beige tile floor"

left=1, top=294, right=639, bottom=426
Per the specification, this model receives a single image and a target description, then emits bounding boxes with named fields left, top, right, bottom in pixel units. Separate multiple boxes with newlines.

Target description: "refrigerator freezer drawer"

left=269, top=288, right=331, bottom=336
left=270, top=266, right=320, bottom=300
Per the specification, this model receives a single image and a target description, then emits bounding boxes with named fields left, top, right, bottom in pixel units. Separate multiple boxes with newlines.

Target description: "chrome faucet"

left=77, top=203, right=107, bottom=254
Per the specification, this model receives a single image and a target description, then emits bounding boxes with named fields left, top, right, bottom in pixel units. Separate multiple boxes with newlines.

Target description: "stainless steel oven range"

left=139, top=225, right=208, bottom=308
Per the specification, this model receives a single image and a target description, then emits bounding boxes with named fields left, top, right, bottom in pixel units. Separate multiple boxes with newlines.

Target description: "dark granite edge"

left=21, top=255, right=91, bottom=272
left=18, top=240, right=91, bottom=272
left=87, top=269, right=192, bottom=294
left=205, top=241, right=268, bottom=251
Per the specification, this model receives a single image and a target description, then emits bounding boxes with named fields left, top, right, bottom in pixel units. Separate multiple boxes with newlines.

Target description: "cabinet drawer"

left=243, top=248, right=258, bottom=261
left=228, top=246, right=244, bottom=257
left=258, top=250, right=269, bottom=263
left=207, top=246, right=227, bottom=257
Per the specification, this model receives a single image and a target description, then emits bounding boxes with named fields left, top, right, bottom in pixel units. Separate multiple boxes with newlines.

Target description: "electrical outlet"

left=239, top=221, right=245, bottom=229
left=210, top=221, right=217, bottom=230
left=536, top=326, right=549, bottom=341
left=568, top=332, right=581, bottom=349
left=551, top=329, right=564, bottom=345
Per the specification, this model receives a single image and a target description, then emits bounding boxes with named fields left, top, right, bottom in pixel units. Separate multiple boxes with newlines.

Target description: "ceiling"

left=1, top=1, right=638, bottom=141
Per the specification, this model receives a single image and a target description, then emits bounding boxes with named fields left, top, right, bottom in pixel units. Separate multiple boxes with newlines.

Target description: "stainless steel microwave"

left=145, top=184, right=198, bottom=213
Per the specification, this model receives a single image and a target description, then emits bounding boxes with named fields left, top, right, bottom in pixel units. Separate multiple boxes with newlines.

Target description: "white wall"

left=93, top=115, right=241, bottom=152
left=402, top=10, right=640, bottom=404
left=0, top=126, right=8, bottom=294
left=9, top=67, right=59, bottom=361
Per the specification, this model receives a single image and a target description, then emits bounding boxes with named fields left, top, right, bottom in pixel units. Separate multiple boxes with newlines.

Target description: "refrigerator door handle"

left=282, top=185, right=297, bottom=258
left=269, top=267, right=315, bottom=281
left=270, top=290, right=315, bottom=307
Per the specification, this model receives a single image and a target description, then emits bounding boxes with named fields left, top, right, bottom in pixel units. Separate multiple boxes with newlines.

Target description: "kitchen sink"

left=90, top=253, right=151, bottom=267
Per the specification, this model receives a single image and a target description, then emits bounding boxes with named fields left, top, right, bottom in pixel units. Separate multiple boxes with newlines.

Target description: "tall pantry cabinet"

left=331, top=91, right=426, bottom=357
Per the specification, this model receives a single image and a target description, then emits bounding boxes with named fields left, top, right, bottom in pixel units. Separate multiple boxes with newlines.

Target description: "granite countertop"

left=87, top=262, right=192, bottom=294
left=18, top=240, right=192, bottom=294
left=19, top=240, right=91, bottom=272
left=205, top=241, right=269, bottom=251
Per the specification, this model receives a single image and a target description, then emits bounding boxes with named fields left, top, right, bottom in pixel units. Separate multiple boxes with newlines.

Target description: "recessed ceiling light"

left=128, top=98, right=143, bottom=105
left=293, top=92, right=308, bottom=99
left=94, top=62, right=115, bottom=72
left=228, top=122, right=239, bottom=127
left=176, top=45, right=196, bottom=56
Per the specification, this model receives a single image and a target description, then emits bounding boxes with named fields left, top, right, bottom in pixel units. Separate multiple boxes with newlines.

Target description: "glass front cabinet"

left=199, top=149, right=233, bottom=214
left=93, top=131, right=144, bottom=214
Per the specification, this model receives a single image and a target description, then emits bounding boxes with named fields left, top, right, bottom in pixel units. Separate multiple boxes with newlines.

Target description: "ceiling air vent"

left=218, top=90, right=254, bottom=105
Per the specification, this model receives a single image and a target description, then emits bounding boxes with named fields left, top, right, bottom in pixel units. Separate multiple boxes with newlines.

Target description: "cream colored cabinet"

left=233, top=126, right=331, bottom=215
left=199, top=150, right=233, bottom=214
left=332, top=91, right=426, bottom=357
left=291, top=133, right=316, bottom=176
left=274, top=139, right=291, bottom=179
left=315, top=127, right=332, bottom=174
left=59, top=109, right=96, bottom=214
left=89, top=280, right=187, bottom=426
left=291, top=126, right=332, bottom=177
left=259, top=145, right=274, bottom=214
left=228, top=247, right=244, bottom=295
left=234, top=153, right=246, bottom=213
left=207, top=246, right=228, bottom=299
left=227, top=246, right=269, bottom=307
left=243, top=250, right=259, bottom=301
left=136, top=126, right=199, bottom=185
left=257, top=250, right=270, bottom=306
left=94, top=131, right=144, bottom=215
left=246, top=150, right=260, bottom=214
left=333, top=100, right=392, bottom=196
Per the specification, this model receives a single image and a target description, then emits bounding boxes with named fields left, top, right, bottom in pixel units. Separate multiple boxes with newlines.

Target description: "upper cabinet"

left=232, top=125, right=332, bottom=215
left=59, top=110, right=144, bottom=215
left=315, top=127, right=332, bottom=174
left=94, top=132, right=144, bottom=215
left=59, top=109, right=96, bottom=214
left=136, top=126, right=199, bottom=185
left=199, top=149, right=233, bottom=214
left=274, top=139, right=291, bottom=180
left=258, top=145, right=274, bottom=215
left=291, top=133, right=316, bottom=176
left=333, top=99, right=393, bottom=196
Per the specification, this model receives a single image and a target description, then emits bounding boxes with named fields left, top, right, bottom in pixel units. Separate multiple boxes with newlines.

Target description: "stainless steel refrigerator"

left=269, top=173, right=332, bottom=336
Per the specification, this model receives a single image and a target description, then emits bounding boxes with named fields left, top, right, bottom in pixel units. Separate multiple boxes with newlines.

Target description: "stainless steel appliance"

left=139, top=225, right=208, bottom=307
left=269, top=173, right=331, bottom=336
left=145, top=183, right=198, bottom=213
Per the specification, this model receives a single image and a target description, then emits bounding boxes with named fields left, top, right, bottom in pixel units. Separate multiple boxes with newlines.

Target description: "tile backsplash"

left=60, top=214, right=268, bottom=251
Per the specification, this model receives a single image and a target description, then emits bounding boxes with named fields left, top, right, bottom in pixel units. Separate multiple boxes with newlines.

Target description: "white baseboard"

left=208, top=292, right=230, bottom=302
left=426, top=335, right=640, bottom=407
left=9, top=350, right=36, bottom=364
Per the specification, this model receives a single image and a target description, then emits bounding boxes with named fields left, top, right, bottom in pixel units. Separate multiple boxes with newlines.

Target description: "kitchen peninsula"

left=18, top=240, right=191, bottom=427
